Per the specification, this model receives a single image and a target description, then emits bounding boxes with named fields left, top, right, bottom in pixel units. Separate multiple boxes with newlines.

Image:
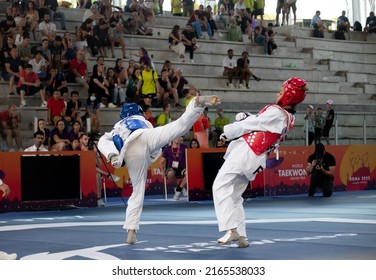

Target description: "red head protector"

left=278, top=77, right=307, bottom=107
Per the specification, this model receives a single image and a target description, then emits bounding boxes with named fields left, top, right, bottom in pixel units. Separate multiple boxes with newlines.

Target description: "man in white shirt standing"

left=24, top=130, right=49, bottom=152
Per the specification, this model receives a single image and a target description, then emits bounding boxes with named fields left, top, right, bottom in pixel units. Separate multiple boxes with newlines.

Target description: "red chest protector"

left=242, top=104, right=295, bottom=155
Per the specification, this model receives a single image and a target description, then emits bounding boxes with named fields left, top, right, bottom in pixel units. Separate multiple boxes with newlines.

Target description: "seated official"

left=24, top=130, right=49, bottom=152
left=159, top=136, right=188, bottom=200
left=306, top=143, right=336, bottom=197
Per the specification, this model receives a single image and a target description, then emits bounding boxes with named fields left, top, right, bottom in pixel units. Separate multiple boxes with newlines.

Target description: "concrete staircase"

left=1, top=6, right=376, bottom=148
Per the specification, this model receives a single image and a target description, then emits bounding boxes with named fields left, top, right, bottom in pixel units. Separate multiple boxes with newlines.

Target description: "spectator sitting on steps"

left=310, top=10, right=328, bottom=38
left=157, top=68, right=180, bottom=108
left=50, top=119, right=70, bottom=151
left=16, top=63, right=47, bottom=108
left=363, top=11, right=376, bottom=41
left=254, top=21, right=269, bottom=55
left=222, top=48, right=239, bottom=89
left=181, top=23, right=198, bottom=63
left=188, top=4, right=214, bottom=40
left=3, top=47, right=22, bottom=96
left=168, top=25, right=186, bottom=63
left=236, top=51, right=261, bottom=89
left=337, top=10, right=351, bottom=40
left=47, top=90, right=66, bottom=126
left=0, top=104, right=23, bottom=152
left=267, top=23, right=278, bottom=55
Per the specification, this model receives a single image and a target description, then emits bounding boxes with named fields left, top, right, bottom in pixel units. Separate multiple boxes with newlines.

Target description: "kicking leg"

left=145, top=95, right=220, bottom=153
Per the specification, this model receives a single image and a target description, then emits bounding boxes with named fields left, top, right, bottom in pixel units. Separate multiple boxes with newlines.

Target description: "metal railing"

left=304, top=115, right=373, bottom=146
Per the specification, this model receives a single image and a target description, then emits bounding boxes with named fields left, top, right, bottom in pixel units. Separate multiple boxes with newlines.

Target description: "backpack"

left=354, top=21, right=362, bottom=32
left=313, top=28, right=324, bottom=38
left=335, top=30, right=346, bottom=40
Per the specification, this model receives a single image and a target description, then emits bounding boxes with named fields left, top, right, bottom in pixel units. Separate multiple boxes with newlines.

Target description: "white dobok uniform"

left=213, top=104, right=295, bottom=237
left=98, top=99, right=206, bottom=231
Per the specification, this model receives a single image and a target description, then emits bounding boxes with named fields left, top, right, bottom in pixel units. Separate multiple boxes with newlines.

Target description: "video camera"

left=316, top=158, right=323, bottom=167
left=87, top=131, right=101, bottom=151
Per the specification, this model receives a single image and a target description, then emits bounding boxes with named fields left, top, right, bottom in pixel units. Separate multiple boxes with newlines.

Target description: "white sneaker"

left=218, top=31, right=224, bottom=38
left=127, top=229, right=137, bottom=245
left=229, top=83, right=234, bottom=89
left=0, top=251, right=17, bottom=260
left=239, top=84, right=246, bottom=90
left=108, top=102, right=117, bottom=108
left=97, top=198, right=105, bottom=207
left=100, top=103, right=106, bottom=108
left=190, top=59, right=195, bottom=63
left=41, top=101, right=47, bottom=107
left=20, top=100, right=27, bottom=107
left=173, top=188, right=181, bottom=200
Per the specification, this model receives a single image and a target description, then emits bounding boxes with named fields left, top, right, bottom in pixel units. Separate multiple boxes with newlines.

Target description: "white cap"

left=308, top=105, right=314, bottom=110
left=326, top=99, right=334, bottom=105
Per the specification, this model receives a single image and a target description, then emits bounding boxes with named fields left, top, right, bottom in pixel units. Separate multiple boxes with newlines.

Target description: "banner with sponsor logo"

left=81, top=144, right=376, bottom=201
left=185, top=144, right=376, bottom=200
left=2, top=145, right=375, bottom=212
left=264, top=145, right=376, bottom=196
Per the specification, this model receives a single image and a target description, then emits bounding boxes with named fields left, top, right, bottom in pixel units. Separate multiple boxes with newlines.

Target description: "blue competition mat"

left=1, top=190, right=375, bottom=260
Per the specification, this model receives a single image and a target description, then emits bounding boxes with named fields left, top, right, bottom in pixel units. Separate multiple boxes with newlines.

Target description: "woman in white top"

left=168, top=25, right=185, bottom=62
left=73, top=28, right=88, bottom=53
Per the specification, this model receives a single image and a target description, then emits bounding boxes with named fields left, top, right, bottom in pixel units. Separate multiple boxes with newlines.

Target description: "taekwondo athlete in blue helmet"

left=98, top=94, right=221, bottom=245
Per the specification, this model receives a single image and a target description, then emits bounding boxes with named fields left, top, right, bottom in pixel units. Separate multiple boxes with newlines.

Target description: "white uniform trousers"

left=122, top=99, right=205, bottom=230
left=212, top=138, right=266, bottom=237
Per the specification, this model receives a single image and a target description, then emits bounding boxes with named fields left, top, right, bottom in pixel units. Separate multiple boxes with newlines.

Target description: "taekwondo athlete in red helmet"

left=212, top=77, right=308, bottom=248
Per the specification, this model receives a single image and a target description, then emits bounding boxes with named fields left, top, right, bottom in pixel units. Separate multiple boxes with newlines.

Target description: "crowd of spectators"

left=0, top=0, right=371, bottom=154
left=1, top=1, right=364, bottom=105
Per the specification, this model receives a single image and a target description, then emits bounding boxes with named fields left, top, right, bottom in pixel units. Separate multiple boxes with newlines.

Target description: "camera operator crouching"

left=306, top=143, right=336, bottom=197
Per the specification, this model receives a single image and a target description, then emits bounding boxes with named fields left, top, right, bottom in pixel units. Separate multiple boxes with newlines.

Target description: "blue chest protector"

left=125, top=119, right=148, bottom=131
left=112, top=118, right=149, bottom=152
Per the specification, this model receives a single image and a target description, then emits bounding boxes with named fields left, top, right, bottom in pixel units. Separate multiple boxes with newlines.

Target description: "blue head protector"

left=119, top=103, right=144, bottom=119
